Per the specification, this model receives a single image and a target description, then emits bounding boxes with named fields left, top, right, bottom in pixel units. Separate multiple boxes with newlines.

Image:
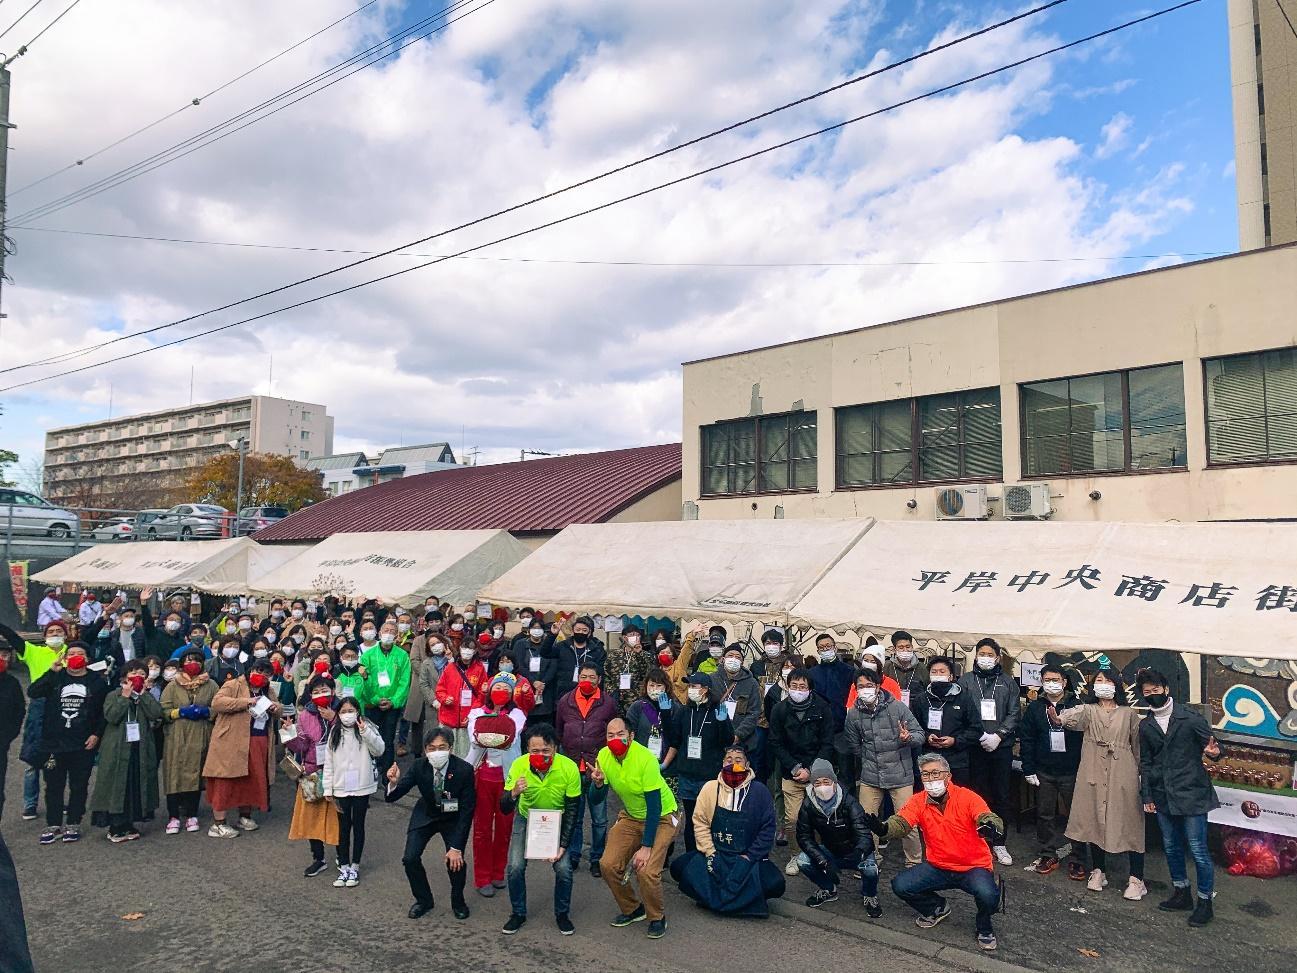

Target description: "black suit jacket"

left=1139, top=704, right=1220, bottom=816
left=386, top=753, right=476, bottom=849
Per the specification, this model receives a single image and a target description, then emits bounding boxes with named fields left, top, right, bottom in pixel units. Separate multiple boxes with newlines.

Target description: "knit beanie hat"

left=809, top=758, right=837, bottom=784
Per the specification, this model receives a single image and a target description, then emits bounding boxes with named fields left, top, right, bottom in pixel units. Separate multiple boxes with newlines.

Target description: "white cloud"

left=1095, top=111, right=1133, bottom=159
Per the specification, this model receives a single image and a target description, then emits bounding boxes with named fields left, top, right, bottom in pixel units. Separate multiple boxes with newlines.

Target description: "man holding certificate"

left=500, top=723, right=582, bottom=936
left=590, top=717, right=680, bottom=941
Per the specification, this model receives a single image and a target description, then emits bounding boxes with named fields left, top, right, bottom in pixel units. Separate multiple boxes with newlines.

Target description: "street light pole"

left=230, top=437, right=248, bottom=535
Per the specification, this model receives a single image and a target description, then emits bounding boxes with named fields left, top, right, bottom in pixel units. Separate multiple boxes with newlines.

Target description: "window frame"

left=698, top=410, right=819, bottom=498
left=1018, top=361, right=1189, bottom=480
left=1203, top=348, right=1297, bottom=469
left=834, top=387, right=1004, bottom=491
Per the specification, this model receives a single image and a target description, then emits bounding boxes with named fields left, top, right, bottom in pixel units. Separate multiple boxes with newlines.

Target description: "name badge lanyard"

left=687, top=708, right=710, bottom=760
left=977, top=677, right=1002, bottom=723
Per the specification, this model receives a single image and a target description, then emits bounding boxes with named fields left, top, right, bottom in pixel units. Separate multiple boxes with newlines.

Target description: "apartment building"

left=306, top=443, right=459, bottom=497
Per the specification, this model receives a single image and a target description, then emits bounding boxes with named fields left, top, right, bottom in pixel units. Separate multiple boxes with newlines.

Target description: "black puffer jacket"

left=796, top=787, right=874, bottom=866
left=768, top=694, right=835, bottom=780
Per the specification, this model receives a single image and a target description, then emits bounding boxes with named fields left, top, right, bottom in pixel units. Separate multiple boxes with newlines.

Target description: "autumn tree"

left=184, top=452, right=325, bottom=512
left=0, top=449, right=17, bottom=487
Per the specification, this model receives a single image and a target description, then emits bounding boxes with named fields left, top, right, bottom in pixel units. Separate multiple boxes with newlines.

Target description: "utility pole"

left=229, top=436, right=249, bottom=535
left=0, top=65, right=14, bottom=342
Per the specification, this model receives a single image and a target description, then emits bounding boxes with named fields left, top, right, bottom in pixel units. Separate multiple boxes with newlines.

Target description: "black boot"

left=1158, top=886, right=1193, bottom=912
left=1188, top=896, right=1213, bottom=928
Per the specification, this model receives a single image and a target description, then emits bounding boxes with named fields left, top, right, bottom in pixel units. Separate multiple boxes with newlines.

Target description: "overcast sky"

left=0, top=0, right=1236, bottom=478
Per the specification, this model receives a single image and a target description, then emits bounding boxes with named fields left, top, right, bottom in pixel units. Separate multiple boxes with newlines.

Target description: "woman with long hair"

left=322, top=695, right=384, bottom=888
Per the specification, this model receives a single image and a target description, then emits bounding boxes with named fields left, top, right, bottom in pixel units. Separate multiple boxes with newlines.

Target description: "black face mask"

left=928, top=681, right=954, bottom=699
left=572, top=634, right=588, bottom=646
left=1144, top=692, right=1169, bottom=709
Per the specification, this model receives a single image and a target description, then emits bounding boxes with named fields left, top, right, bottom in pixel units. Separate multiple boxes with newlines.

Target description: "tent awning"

left=248, top=530, right=532, bottom=606
left=788, top=520, right=1297, bottom=658
left=479, top=519, right=874, bottom=623
left=32, top=538, right=311, bottom=595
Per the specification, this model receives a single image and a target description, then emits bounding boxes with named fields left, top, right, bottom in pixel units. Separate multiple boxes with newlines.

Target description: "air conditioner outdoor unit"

left=1002, top=482, right=1053, bottom=520
left=935, top=485, right=988, bottom=520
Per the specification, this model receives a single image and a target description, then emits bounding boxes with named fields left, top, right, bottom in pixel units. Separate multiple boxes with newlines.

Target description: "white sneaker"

left=207, top=823, right=240, bottom=839
left=236, top=816, right=259, bottom=832
left=993, top=845, right=1013, bottom=867
left=1086, top=868, right=1108, bottom=891
left=785, top=859, right=802, bottom=876
left=345, top=865, right=359, bottom=888
left=333, top=867, right=349, bottom=888
left=165, top=818, right=181, bottom=835
left=185, top=817, right=200, bottom=833
left=1123, top=877, right=1148, bottom=901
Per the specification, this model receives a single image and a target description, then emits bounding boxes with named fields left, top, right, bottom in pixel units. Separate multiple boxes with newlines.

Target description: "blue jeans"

left=892, top=862, right=999, bottom=934
left=1156, top=811, right=1214, bottom=897
left=567, top=774, right=607, bottom=866
left=23, top=766, right=40, bottom=814
left=797, top=849, right=879, bottom=897
left=506, top=812, right=574, bottom=917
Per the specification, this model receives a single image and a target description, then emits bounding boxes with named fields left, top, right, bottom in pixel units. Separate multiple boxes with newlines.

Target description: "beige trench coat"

left=1060, top=703, right=1144, bottom=853
left=201, top=676, right=277, bottom=783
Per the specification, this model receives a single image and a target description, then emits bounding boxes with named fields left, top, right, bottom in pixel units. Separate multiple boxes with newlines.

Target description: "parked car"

left=0, top=488, right=82, bottom=538
left=90, top=516, right=136, bottom=542
left=145, top=503, right=229, bottom=540
left=235, top=506, right=289, bottom=535
left=133, top=509, right=169, bottom=537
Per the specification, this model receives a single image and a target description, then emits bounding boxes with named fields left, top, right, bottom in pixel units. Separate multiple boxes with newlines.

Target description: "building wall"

left=682, top=246, right=1297, bottom=525
left=606, top=477, right=684, bottom=524
left=250, top=396, right=334, bottom=462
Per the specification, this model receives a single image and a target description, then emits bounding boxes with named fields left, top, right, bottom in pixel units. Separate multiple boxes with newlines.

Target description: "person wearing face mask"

left=445, top=613, right=469, bottom=654
left=847, top=644, right=904, bottom=707
left=385, top=727, right=475, bottom=920
left=91, top=660, right=164, bottom=842
left=465, top=673, right=528, bottom=897
left=286, top=676, right=340, bottom=876
left=957, top=638, right=1021, bottom=867
left=687, top=625, right=728, bottom=676
left=203, top=661, right=280, bottom=838
left=400, top=621, right=441, bottom=757
left=845, top=668, right=925, bottom=868
left=206, top=637, right=245, bottom=686
left=1056, top=664, right=1146, bottom=901
left=709, top=645, right=762, bottom=753
left=762, top=656, right=797, bottom=846
left=768, top=668, right=835, bottom=871
left=394, top=612, right=424, bottom=758
left=322, top=696, right=385, bottom=888
left=664, top=672, right=732, bottom=855
left=795, top=760, right=879, bottom=915
left=360, top=621, right=411, bottom=779
left=413, top=634, right=450, bottom=743
left=626, top=668, right=679, bottom=770
left=168, top=624, right=212, bottom=662
left=141, top=587, right=189, bottom=658
left=589, top=717, right=680, bottom=938
left=909, top=658, right=984, bottom=788
left=28, top=643, right=109, bottom=844
left=884, top=631, right=927, bottom=711
left=436, top=639, right=489, bottom=757
left=1019, top=664, right=1085, bottom=879
left=1137, top=668, right=1221, bottom=926
left=509, top=616, right=557, bottom=728
left=555, top=662, right=619, bottom=876
left=0, top=643, right=26, bottom=824
left=604, top=625, right=651, bottom=715
left=554, top=616, right=606, bottom=698
left=670, top=743, right=784, bottom=918
left=500, top=724, right=582, bottom=935
left=259, top=599, right=288, bottom=638
left=750, top=629, right=791, bottom=784
left=159, top=649, right=217, bottom=835
left=868, top=753, right=1005, bottom=953
left=334, top=647, right=368, bottom=705
left=808, top=633, right=858, bottom=784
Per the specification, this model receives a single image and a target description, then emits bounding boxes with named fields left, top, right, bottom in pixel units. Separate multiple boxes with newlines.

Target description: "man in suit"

left=385, top=726, right=477, bottom=920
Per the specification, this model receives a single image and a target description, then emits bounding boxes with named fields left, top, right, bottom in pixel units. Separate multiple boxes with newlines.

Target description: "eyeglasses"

left=919, top=772, right=950, bottom=782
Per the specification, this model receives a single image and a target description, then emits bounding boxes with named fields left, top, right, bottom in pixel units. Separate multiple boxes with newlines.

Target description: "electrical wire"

left=9, top=0, right=488, bottom=224
left=0, top=0, right=1206, bottom=395
left=1, top=0, right=80, bottom=64
left=0, top=1, right=1069, bottom=376
left=1277, top=0, right=1297, bottom=40
left=0, top=0, right=44, bottom=42
left=9, top=224, right=1227, bottom=267
left=8, top=0, right=381, bottom=197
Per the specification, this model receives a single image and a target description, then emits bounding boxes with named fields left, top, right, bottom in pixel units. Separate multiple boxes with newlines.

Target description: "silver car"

left=145, top=503, right=230, bottom=540
left=90, top=516, right=136, bottom=542
left=0, top=488, right=82, bottom=538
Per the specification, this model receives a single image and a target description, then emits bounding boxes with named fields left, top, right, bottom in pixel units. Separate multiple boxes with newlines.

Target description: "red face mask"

left=66, top=654, right=87, bottom=671
left=128, top=673, right=146, bottom=693
left=271, top=659, right=284, bottom=675
left=657, top=650, right=673, bottom=666
left=578, top=679, right=597, bottom=697
left=314, top=660, right=330, bottom=674
left=490, top=686, right=512, bottom=707
left=721, top=766, right=748, bottom=787
left=248, top=672, right=269, bottom=689
left=529, top=752, right=553, bottom=772
left=0, top=656, right=8, bottom=675
left=311, top=693, right=332, bottom=708
left=607, top=737, right=630, bottom=758
left=182, top=661, right=202, bottom=677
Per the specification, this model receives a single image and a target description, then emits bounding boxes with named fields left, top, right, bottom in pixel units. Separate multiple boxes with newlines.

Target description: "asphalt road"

left=4, top=757, right=994, bottom=973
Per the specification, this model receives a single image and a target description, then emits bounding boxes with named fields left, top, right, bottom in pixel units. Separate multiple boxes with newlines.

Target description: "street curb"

left=769, top=898, right=1033, bottom=973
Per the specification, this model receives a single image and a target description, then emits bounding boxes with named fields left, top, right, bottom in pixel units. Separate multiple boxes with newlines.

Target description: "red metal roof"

left=257, top=443, right=682, bottom=542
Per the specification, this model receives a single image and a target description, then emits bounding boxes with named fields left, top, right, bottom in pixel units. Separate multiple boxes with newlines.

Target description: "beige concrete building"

left=1230, top=0, right=1297, bottom=248
left=682, top=244, right=1297, bottom=525
left=44, top=395, right=334, bottom=506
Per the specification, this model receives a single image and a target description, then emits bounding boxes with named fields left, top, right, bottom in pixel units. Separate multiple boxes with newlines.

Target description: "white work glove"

left=1024, top=774, right=1040, bottom=787
left=979, top=732, right=1002, bottom=752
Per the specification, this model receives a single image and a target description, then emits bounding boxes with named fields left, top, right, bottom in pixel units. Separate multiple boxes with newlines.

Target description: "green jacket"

left=90, top=689, right=163, bottom=815
left=335, top=670, right=368, bottom=707
left=360, top=644, right=410, bottom=709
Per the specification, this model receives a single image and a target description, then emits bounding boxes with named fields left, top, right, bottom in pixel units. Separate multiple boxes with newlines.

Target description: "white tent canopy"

left=479, top=519, right=874, bottom=623
left=249, top=530, right=532, bottom=606
left=33, top=538, right=310, bottom=595
left=789, top=520, right=1297, bottom=659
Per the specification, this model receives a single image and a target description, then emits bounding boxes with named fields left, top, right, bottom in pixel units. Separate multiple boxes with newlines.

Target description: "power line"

left=0, top=1, right=1069, bottom=375
left=0, top=0, right=44, bottom=42
left=8, top=0, right=381, bottom=196
left=9, top=224, right=1227, bottom=267
left=9, top=0, right=489, bottom=224
left=2, top=0, right=81, bottom=64
left=1277, top=0, right=1297, bottom=40
left=0, top=0, right=1206, bottom=395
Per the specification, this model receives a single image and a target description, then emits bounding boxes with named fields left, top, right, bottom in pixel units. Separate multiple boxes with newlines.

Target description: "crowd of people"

left=0, top=590, right=1226, bottom=951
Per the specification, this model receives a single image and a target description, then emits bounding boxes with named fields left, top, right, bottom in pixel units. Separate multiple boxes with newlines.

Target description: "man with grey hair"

left=862, top=753, right=1005, bottom=953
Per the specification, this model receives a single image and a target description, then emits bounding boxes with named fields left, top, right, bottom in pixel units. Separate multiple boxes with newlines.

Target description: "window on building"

left=1020, top=364, right=1186, bottom=476
left=1205, top=348, right=1297, bottom=464
left=300, top=449, right=310, bottom=460
left=700, top=412, right=817, bottom=496
left=300, top=430, right=310, bottom=441
left=836, top=388, right=1002, bottom=487
left=302, top=410, right=313, bottom=422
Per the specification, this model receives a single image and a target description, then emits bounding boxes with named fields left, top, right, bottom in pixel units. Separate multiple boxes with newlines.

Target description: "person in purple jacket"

left=285, top=676, right=339, bottom=877
left=554, top=661, right=619, bottom=876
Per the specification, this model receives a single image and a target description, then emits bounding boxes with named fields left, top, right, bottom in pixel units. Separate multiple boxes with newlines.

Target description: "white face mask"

left=165, top=620, right=181, bottom=633
left=655, top=637, right=666, bottom=648
left=818, top=649, right=837, bottom=663
left=976, top=655, right=996, bottom=670
left=859, top=687, right=878, bottom=705
left=723, top=657, right=741, bottom=674
left=493, top=627, right=504, bottom=639
left=147, top=667, right=161, bottom=680
left=272, top=610, right=285, bottom=620
left=625, top=635, right=640, bottom=647
left=360, top=629, right=376, bottom=642
left=339, top=711, right=358, bottom=727
left=459, top=648, right=475, bottom=663
left=329, top=625, right=343, bottom=636
left=813, top=784, right=836, bottom=801
left=47, top=635, right=65, bottom=648
left=398, top=623, right=411, bottom=633
left=253, top=648, right=268, bottom=659
left=923, top=779, right=948, bottom=798
left=763, top=644, right=782, bottom=658
left=451, top=623, right=465, bottom=633
left=380, top=633, right=396, bottom=646
left=929, top=673, right=950, bottom=684
left=896, top=650, right=915, bottom=665
left=529, top=627, right=544, bottom=639
left=291, top=632, right=305, bottom=645
left=291, top=609, right=304, bottom=619
left=426, top=749, right=450, bottom=769
left=430, top=643, right=445, bottom=656
left=222, top=646, right=239, bottom=660
left=163, top=669, right=178, bottom=682
left=120, top=617, right=135, bottom=629
left=1042, top=680, right=1065, bottom=696
left=520, top=616, right=533, bottom=627
left=708, top=645, right=724, bottom=658
left=1094, top=682, right=1117, bottom=700
left=687, top=686, right=707, bottom=703
left=788, top=688, right=811, bottom=704
left=464, top=612, right=477, bottom=621
left=782, top=667, right=795, bottom=681
left=238, top=619, right=252, bottom=631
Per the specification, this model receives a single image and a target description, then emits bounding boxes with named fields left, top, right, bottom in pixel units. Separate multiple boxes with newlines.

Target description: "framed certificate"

left=525, top=809, right=562, bottom=859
